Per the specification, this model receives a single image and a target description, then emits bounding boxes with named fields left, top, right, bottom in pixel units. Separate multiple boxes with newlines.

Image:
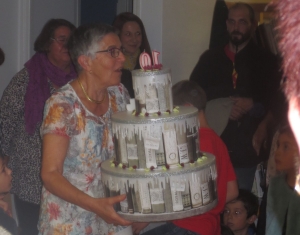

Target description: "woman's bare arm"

left=41, top=134, right=131, bottom=226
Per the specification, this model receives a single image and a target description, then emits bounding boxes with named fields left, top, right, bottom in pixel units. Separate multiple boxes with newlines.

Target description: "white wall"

left=0, top=0, right=24, bottom=96
left=134, top=0, right=215, bottom=84
left=0, top=0, right=79, bottom=97
left=30, top=0, right=80, bottom=56
left=134, top=0, right=163, bottom=56
left=0, top=0, right=215, bottom=96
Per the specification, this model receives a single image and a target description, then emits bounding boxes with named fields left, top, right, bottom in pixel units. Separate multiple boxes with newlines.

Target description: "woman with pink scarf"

left=0, top=19, right=76, bottom=235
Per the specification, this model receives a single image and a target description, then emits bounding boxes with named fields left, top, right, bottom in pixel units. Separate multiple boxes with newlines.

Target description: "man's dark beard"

left=229, top=30, right=251, bottom=46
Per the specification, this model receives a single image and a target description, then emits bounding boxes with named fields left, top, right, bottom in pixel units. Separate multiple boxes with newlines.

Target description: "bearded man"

left=190, top=3, right=280, bottom=191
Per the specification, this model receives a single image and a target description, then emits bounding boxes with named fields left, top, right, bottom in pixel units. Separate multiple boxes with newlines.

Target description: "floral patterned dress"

left=38, top=83, right=130, bottom=235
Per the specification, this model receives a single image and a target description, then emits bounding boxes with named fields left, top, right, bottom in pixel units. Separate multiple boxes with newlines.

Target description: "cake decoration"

left=101, top=59, right=218, bottom=222
left=139, top=50, right=162, bottom=71
left=133, top=51, right=172, bottom=114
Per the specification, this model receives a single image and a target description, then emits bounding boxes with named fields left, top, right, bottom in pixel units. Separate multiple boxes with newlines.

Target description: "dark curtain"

left=209, top=0, right=229, bottom=49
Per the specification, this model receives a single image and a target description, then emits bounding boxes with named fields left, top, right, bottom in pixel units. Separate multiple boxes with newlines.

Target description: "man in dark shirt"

left=190, top=3, right=279, bottom=191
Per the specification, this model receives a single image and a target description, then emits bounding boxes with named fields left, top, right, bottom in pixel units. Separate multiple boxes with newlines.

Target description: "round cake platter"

left=101, top=152, right=218, bottom=222
left=118, top=199, right=218, bottom=222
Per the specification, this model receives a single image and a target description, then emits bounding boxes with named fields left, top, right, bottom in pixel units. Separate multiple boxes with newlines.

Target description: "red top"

left=224, top=44, right=235, bottom=62
left=173, top=127, right=236, bottom=235
left=224, top=44, right=238, bottom=89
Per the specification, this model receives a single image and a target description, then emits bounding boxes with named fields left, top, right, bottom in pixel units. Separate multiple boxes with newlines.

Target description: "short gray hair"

left=172, top=80, right=207, bottom=111
left=68, top=23, right=118, bottom=72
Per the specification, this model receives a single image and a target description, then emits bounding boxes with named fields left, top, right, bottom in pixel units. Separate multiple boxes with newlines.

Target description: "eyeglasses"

left=95, top=47, right=124, bottom=58
left=51, top=37, right=68, bottom=45
left=223, top=209, right=247, bottom=217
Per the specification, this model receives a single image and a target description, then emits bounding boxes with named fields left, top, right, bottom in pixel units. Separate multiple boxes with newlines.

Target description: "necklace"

left=77, top=79, right=106, bottom=104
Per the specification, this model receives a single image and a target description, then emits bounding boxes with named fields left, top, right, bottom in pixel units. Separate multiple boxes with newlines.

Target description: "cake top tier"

left=131, top=67, right=170, bottom=77
left=131, top=67, right=173, bottom=114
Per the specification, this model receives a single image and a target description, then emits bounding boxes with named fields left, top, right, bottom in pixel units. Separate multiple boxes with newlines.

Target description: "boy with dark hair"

left=0, top=150, right=18, bottom=235
left=223, top=189, right=258, bottom=235
left=138, top=80, right=238, bottom=235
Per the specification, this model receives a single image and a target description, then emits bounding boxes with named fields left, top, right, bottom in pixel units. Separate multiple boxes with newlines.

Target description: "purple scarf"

left=24, top=52, right=77, bottom=135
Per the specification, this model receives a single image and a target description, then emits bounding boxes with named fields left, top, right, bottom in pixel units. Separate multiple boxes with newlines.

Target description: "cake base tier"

left=117, top=199, right=218, bottom=222
left=101, top=152, right=218, bottom=222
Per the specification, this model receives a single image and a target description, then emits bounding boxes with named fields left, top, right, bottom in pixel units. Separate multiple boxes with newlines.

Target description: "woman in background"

left=113, top=12, right=151, bottom=98
left=0, top=19, right=76, bottom=235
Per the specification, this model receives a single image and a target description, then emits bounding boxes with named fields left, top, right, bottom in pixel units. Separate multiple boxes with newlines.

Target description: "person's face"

left=90, top=33, right=125, bottom=87
left=275, top=132, right=298, bottom=172
left=120, top=21, right=142, bottom=56
left=0, top=159, right=12, bottom=200
left=223, top=201, right=255, bottom=234
left=47, top=26, right=72, bottom=69
left=226, top=7, right=255, bottom=46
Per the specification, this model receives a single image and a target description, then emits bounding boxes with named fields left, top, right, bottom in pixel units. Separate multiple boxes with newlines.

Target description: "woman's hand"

left=41, top=134, right=131, bottom=226
left=252, top=111, right=273, bottom=156
left=91, top=194, right=132, bottom=226
left=252, top=121, right=268, bottom=156
left=229, top=97, right=253, bottom=120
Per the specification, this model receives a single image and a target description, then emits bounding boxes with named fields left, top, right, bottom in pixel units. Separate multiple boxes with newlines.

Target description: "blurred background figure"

left=265, top=124, right=300, bottom=235
left=275, top=0, right=300, bottom=196
left=0, top=19, right=76, bottom=235
left=113, top=12, right=152, bottom=98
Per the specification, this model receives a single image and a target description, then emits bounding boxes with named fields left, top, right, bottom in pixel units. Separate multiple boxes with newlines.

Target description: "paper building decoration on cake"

left=101, top=51, right=218, bottom=222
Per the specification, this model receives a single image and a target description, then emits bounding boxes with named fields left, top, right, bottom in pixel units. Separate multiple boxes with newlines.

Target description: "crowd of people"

left=0, top=1, right=299, bottom=235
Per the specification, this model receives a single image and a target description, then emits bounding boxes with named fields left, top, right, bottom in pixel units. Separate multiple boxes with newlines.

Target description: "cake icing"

left=132, top=68, right=173, bottom=114
left=101, top=67, right=218, bottom=221
left=101, top=152, right=217, bottom=222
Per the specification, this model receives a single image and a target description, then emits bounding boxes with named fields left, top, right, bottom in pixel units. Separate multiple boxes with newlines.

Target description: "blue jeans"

left=142, top=223, right=200, bottom=235
left=234, top=166, right=257, bottom=191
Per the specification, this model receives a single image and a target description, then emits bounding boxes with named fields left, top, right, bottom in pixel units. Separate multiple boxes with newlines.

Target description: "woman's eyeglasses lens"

left=96, top=48, right=124, bottom=58
left=51, top=37, right=68, bottom=45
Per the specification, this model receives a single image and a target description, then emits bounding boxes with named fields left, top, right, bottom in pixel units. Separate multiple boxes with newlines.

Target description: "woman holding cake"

left=38, top=23, right=132, bottom=234
left=113, top=12, right=152, bottom=98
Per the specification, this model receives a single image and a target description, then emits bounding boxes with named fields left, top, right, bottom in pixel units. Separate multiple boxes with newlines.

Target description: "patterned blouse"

left=0, top=68, right=55, bottom=204
left=38, top=83, right=130, bottom=235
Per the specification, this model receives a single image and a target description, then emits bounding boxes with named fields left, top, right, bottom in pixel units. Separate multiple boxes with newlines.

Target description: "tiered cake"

left=101, top=67, right=217, bottom=222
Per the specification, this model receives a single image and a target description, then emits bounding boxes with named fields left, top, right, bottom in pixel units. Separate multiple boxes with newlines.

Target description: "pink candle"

left=139, top=51, right=152, bottom=70
left=139, top=50, right=162, bottom=71
left=152, top=50, right=160, bottom=66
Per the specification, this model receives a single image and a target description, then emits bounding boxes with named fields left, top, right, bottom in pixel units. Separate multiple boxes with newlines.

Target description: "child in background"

left=0, top=149, right=18, bottom=235
left=265, top=124, right=300, bottom=235
left=223, top=189, right=258, bottom=235
left=137, top=80, right=238, bottom=235
left=221, top=225, right=234, bottom=235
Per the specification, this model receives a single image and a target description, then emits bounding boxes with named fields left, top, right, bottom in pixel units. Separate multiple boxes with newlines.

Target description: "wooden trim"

left=74, top=0, right=81, bottom=27
left=133, top=0, right=141, bottom=17
left=17, top=0, right=31, bottom=70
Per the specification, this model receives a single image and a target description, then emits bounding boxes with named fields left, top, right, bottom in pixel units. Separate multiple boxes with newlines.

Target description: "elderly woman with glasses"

left=38, top=23, right=132, bottom=234
left=0, top=19, right=76, bottom=235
